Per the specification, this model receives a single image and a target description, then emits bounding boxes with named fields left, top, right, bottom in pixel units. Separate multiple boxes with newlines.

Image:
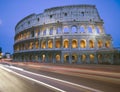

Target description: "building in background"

left=13, top=5, right=120, bottom=64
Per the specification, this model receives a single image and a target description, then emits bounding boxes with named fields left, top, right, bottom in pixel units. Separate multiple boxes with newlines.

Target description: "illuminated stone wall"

left=13, top=5, right=120, bottom=64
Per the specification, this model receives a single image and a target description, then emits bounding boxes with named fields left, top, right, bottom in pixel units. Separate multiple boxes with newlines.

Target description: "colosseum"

left=13, top=5, right=120, bottom=64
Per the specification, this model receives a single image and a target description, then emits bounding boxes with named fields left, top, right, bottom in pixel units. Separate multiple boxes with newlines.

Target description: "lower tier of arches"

left=13, top=50, right=120, bottom=64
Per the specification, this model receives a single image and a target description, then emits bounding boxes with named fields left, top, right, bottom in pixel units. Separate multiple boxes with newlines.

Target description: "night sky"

left=0, top=0, right=120, bottom=54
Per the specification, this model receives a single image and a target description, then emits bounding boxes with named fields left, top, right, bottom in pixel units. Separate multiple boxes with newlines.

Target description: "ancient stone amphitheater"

left=13, top=5, right=120, bottom=64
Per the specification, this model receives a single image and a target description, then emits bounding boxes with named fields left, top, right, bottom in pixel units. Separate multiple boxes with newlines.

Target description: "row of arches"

left=14, top=52, right=114, bottom=64
left=15, top=25, right=103, bottom=42
left=14, top=39, right=111, bottom=51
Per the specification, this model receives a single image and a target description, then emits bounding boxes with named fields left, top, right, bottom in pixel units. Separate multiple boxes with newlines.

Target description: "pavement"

left=1, top=61, right=120, bottom=84
left=0, top=61, right=120, bottom=92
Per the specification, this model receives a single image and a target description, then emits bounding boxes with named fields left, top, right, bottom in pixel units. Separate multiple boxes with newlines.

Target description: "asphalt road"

left=0, top=67, right=56, bottom=92
left=0, top=63, right=120, bottom=92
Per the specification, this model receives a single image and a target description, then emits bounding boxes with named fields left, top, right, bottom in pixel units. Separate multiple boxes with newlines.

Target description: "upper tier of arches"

left=15, top=25, right=104, bottom=42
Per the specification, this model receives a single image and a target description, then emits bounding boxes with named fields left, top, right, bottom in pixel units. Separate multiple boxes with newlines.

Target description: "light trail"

left=1, top=65, right=103, bottom=92
left=0, top=65, right=66, bottom=92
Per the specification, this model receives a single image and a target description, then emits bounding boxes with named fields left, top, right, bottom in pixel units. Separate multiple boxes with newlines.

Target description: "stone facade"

left=13, top=5, right=120, bottom=64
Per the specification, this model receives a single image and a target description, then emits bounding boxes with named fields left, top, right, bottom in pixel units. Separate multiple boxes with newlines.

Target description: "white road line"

left=22, top=68, right=103, bottom=92
left=0, top=66, right=66, bottom=92
left=1, top=65, right=103, bottom=92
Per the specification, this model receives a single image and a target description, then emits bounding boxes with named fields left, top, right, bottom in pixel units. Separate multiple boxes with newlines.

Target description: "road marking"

left=0, top=65, right=66, bottom=92
left=1, top=65, right=103, bottom=92
left=22, top=68, right=103, bottom=92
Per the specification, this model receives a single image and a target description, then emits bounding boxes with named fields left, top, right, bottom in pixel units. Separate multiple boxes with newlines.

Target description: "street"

left=0, top=62, right=120, bottom=92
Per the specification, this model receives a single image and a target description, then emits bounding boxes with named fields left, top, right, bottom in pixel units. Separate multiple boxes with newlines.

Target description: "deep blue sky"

left=0, top=0, right=120, bottom=54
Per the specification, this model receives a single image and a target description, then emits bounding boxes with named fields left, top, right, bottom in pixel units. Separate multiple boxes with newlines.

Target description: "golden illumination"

left=81, top=54, right=86, bottom=62
left=41, top=41, right=46, bottom=49
left=72, top=39, right=78, bottom=48
left=105, top=41, right=110, bottom=48
left=80, top=40, right=86, bottom=48
left=98, top=40, right=103, bottom=48
left=35, top=41, right=39, bottom=49
left=63, top=39, right=69, bottom=48
left=42, top=54, right=45, bottom=61
left=55, top=40, right=61, bottom=48
left=90, top=54, right=94, bottom=61
left=48, top=40, right=53, bottom=48
left=56, top=54, right=60, bottom=61
left=89, top=40, right=94, bottom=48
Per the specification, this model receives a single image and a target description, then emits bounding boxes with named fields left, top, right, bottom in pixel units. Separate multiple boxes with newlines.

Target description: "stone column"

left=77, top=54, right=81, bottom=64
left=111, top=54, right=114, bottom=64
left=53, top=53, right=55, bottom=63
left=86, top=39, right=89, bottom=49
left=94, top=53, right=98, bottom=64
left=69, top=53, right=72, bottom=64
left=77, top=26, right=80, bottom=33
left=53, top=38, right=55, bottom=49
left=69, top=39, right=71, bottom=49
left=69, top=26, right=72, bottom=34
left=86, top=54, right=90, bottom=64
left=78, top=39, right=80, bottom=49
left=60, top=53, right=64, bottom=64
left=46, top=38, right=48, bottom=49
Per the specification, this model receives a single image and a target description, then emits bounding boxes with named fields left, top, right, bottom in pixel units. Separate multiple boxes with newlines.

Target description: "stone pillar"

left=53, top=38, right=55, bottom=49
left=61, top=38, right=63, bottom=49
left=111, top=54, right=114, bottom=64
left=77, top=54, right=81, bottom=64
left=46, top=38, right=48, bottom=49
left=94, top=53, right=98, bottom=64
left=69, top=39, right=71, bottom=49
left=78, top=39, right=80, bottom=49
left=61, top=53, right=64, bottom=64
left=77, top=26, right=80, bottom=33
left=69, top=53, right=72, bottom=64
left=84, top=25, right=87, bottom=33
left=86, top=54, right=90, bottom=64
left=39, top=39, right=41, bottom=49
left=53, top=53, right=55, bottom=63
left=86, top=40, right=89, bottom=49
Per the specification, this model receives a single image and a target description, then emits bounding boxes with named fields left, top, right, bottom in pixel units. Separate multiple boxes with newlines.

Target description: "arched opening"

left=43, top=30, right=46, bottom=35
left=48, top=40, right=53, bottom=48
left=89, top=54, right=94, bottom=63
left=42, top=54, right=46, bottom=62
left=48, top=54, right=52, bottom=63
left=56, top=27, right=61, bottom=34
left=98, top=54, right=102, bottom=64
left=56, top=54, right=60, bottom=62
left=72, top=39, right=78, bottom=48
left=72, top=54, right=78, bottom=63
left=89, top=40, right=94, bottom=48
left=64, top=26, right=69, bottom=34
left=55, top=40, right=61, bottom=48
left=80, top=26, right=85, bottom=33
left=63, top=39, right=69, bottom=48
left=81, top=54, right=86, bottom=63
left=29, top=42, right=34, bottom=49
left=35, top=41, right=39, bottom=49
left=80, top=40, right=86, bottom=48
left=35, top=55, right=38, bottom=61
left=98, top=40, right=103, bottom=48
left=71, top=26, right=77, bottom=33
left=64, top=54, right=69, bottom=63
left=96, top=27, right=100, bottom=34
left=49, top=28, right=53, bottom=35
left=105, top=40, right=110, bottom=48
left=87, top=26, right=92, bottom=33
left=41, top=41, right=46, bottom=49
